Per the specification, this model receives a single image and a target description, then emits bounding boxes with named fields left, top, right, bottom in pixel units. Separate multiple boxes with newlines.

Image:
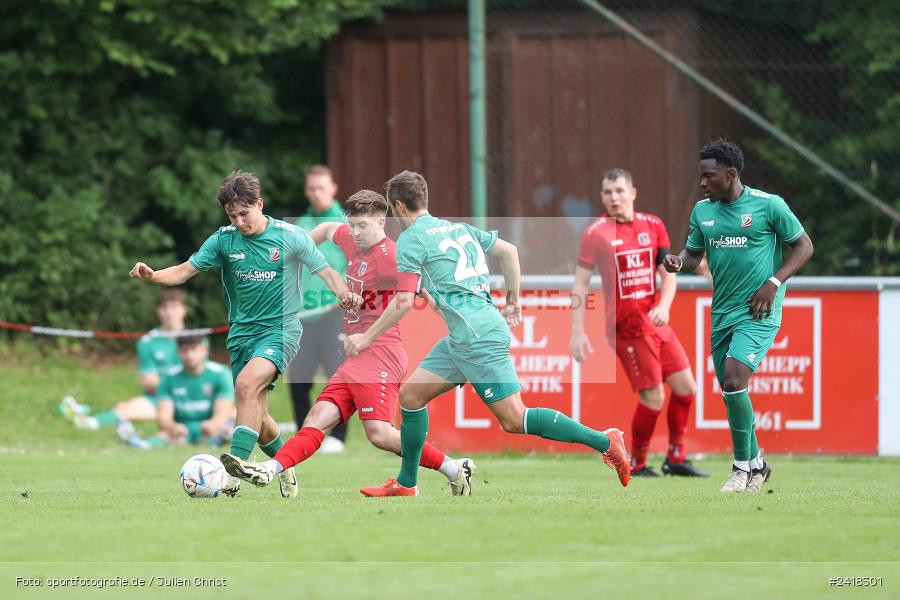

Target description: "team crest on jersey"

left=203, top=384, right=213, bottom=397
left=741, top=214, right=753, bottom=228
left=357, top=261, right=368, bottom=276
left=268, top=247, right=281, bottom=262
left=637, top=232, right=651, bottom=246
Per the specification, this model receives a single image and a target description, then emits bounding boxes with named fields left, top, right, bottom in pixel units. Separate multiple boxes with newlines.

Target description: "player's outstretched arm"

left=309, top=222, right=342, bottom=245
left=491, top=239, right=522, bottom=327
left=344, top=291, right=416, bottom=356
left=569, top=265, right=594, bottom=362
left=663, top=248, right=705, bottom=274
left=129, top=261, right=198, bottom=286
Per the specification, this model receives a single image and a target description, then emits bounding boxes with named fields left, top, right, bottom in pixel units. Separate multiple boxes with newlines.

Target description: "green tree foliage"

left=0, top=0, right=387, bottom=335
left=749, top=1, right=900, bottom=274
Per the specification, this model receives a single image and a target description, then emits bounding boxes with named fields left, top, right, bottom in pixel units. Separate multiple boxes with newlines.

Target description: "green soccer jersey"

left=156, top=360, right=234, bottom=423
left=136, top=329, right=179, bottom=375
left=396, top=214, right=506, bottom=347
left=685, top=186, right=804, bottom=331
left=295, top=202, right=347, bottom=322
left=188, top=216, right=328, bottom=338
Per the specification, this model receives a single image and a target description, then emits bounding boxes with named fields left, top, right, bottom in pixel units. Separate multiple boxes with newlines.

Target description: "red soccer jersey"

left=332, top=224, right=402, bottom=346
left=577, top=212, right=672, bottom=339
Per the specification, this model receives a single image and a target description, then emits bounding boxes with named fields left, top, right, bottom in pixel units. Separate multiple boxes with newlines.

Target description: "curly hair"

left=699, top=138, right=745, bottom=173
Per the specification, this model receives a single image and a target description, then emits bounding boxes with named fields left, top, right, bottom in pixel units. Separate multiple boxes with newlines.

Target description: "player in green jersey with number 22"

left=664, top=139, right=814, bottom=493
left=345, top=170, right=632, bottom=496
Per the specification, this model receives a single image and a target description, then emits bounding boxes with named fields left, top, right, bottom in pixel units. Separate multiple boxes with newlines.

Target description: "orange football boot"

left=360, top=478, right=419, bottom=497
left=602, top=428, right=631, bottom=487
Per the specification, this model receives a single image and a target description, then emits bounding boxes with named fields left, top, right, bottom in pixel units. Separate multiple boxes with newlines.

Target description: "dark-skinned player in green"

left=664, top=139, right=814, bottom=493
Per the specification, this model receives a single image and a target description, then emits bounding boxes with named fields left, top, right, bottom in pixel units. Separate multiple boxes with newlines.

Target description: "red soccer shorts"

left=317, top=344, right=408, bottom=424
left=615, top=324, right=690, bottom=392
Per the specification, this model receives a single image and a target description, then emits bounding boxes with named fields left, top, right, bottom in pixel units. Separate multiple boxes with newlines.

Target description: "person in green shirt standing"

left=664, top=139, right=814, bottom=493
left=129, top=170, right=356, bottom=499
left=286, top=165, right=349, bottom=453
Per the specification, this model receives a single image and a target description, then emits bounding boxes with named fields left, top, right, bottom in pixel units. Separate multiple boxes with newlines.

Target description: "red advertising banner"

left=399, top=290, right=879, bottom=455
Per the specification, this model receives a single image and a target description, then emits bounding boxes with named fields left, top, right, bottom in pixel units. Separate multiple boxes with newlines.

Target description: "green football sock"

left=723, top=389, right=753, bottom=461
left=749, top=419, right=760, bottom=462
left=525, top=408, right=610, bottom=453
left=396, top=406, right=428, bottom=488
left=230, top=426, right=259, bottom=460
left=259, top=434, right=284, bottom=458
left=147, top=436, right=169, bottom=447
left=92, top=410, right=121, bottom=427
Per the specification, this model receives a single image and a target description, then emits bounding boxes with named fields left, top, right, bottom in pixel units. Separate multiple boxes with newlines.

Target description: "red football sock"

left=418, top=441, right=446, bottom=471
left=631, top=403, right=661, bottom=469
left=274, top=427, right=325, bottom=470
left=667, top=393, right=694, bottom=463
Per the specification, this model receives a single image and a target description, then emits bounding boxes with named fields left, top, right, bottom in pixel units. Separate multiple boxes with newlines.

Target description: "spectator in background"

left=59, top=288, right=187, bottom=443
left=286, top=165, right=349, bottom=454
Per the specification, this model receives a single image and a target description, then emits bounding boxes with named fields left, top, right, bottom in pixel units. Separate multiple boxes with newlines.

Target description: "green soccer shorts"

left=710, top=318, right=780, bottom=383
left=227, top=323, right=302, bottom=391
left=420, top=328, right=520, bottom=404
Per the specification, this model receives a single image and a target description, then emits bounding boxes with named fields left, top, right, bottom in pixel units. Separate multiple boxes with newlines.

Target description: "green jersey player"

left=345, top=170, right=631, bottom=497
left=664, top=139, right=814, bottom=493
left=148, top=335, right=235, bottom=447
left=130, top=170, right=356, bottom=499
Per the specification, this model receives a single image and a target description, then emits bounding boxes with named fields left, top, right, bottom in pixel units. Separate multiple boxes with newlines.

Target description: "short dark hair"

left=699, top=138, right=745, bottom=173
left=217, top=170, right=261, bottom=209
left=176, top=334, right=206, bottom=348
left=158, top=288, right=186, bottom=308
left=306, top=164, right=333, bottom=179
left=344, top=190, right=389, bottom=217
left=603, top=168, right=633, bottom=186
left=384, top=170, right=428, bottom=211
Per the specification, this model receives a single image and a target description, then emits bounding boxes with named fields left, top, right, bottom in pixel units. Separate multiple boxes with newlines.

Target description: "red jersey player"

left=570, top=169, right=708, bottom=478
left=222, top=190, right=475, bottom=495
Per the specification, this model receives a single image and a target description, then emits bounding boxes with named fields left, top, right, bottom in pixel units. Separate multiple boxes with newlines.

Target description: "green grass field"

left=2, top=351, right=898, bottom=599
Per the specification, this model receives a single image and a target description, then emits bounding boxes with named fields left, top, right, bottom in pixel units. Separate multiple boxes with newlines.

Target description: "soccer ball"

left=179, top=454, right=229, bottom=498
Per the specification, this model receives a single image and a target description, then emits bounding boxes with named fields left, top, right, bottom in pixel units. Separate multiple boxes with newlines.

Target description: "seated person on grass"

left=59, top=289, right=188, bottom=438
left=137, top=335, right=235, bottom=448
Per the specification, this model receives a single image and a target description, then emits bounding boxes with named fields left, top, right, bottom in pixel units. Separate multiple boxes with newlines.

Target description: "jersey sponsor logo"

left=235, top=269, right=278, bottom=282
left=360, top=407, right=374, bottom=413
left=228, top=252, right=246, bottom=261
left=424, top=223, right=464, bottom=236
left=748, top=189, right=771, bottom=198
left=483, top=388, right=494, bottom=398
left=709, top=235, right=748, bottom=249
left=264, top=348, right=275, bottom=356
left=614, top=248, right=655, bottom=299
left=747, top=352, right=757, bottom=362
left=154, top=351, right=166, bottom=360
left=741, top=213, right=753, bottom=228
left=180, top=400, right=212, bottom=412
left=173, top=387, right=188, bottom=396
left=268, top=247, right=281, bottom=262
left=702, top=219, right=715, bottom=226
left=637, top=232, right=651, bottom=246
left=357, top=261, right=368, bottom=276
